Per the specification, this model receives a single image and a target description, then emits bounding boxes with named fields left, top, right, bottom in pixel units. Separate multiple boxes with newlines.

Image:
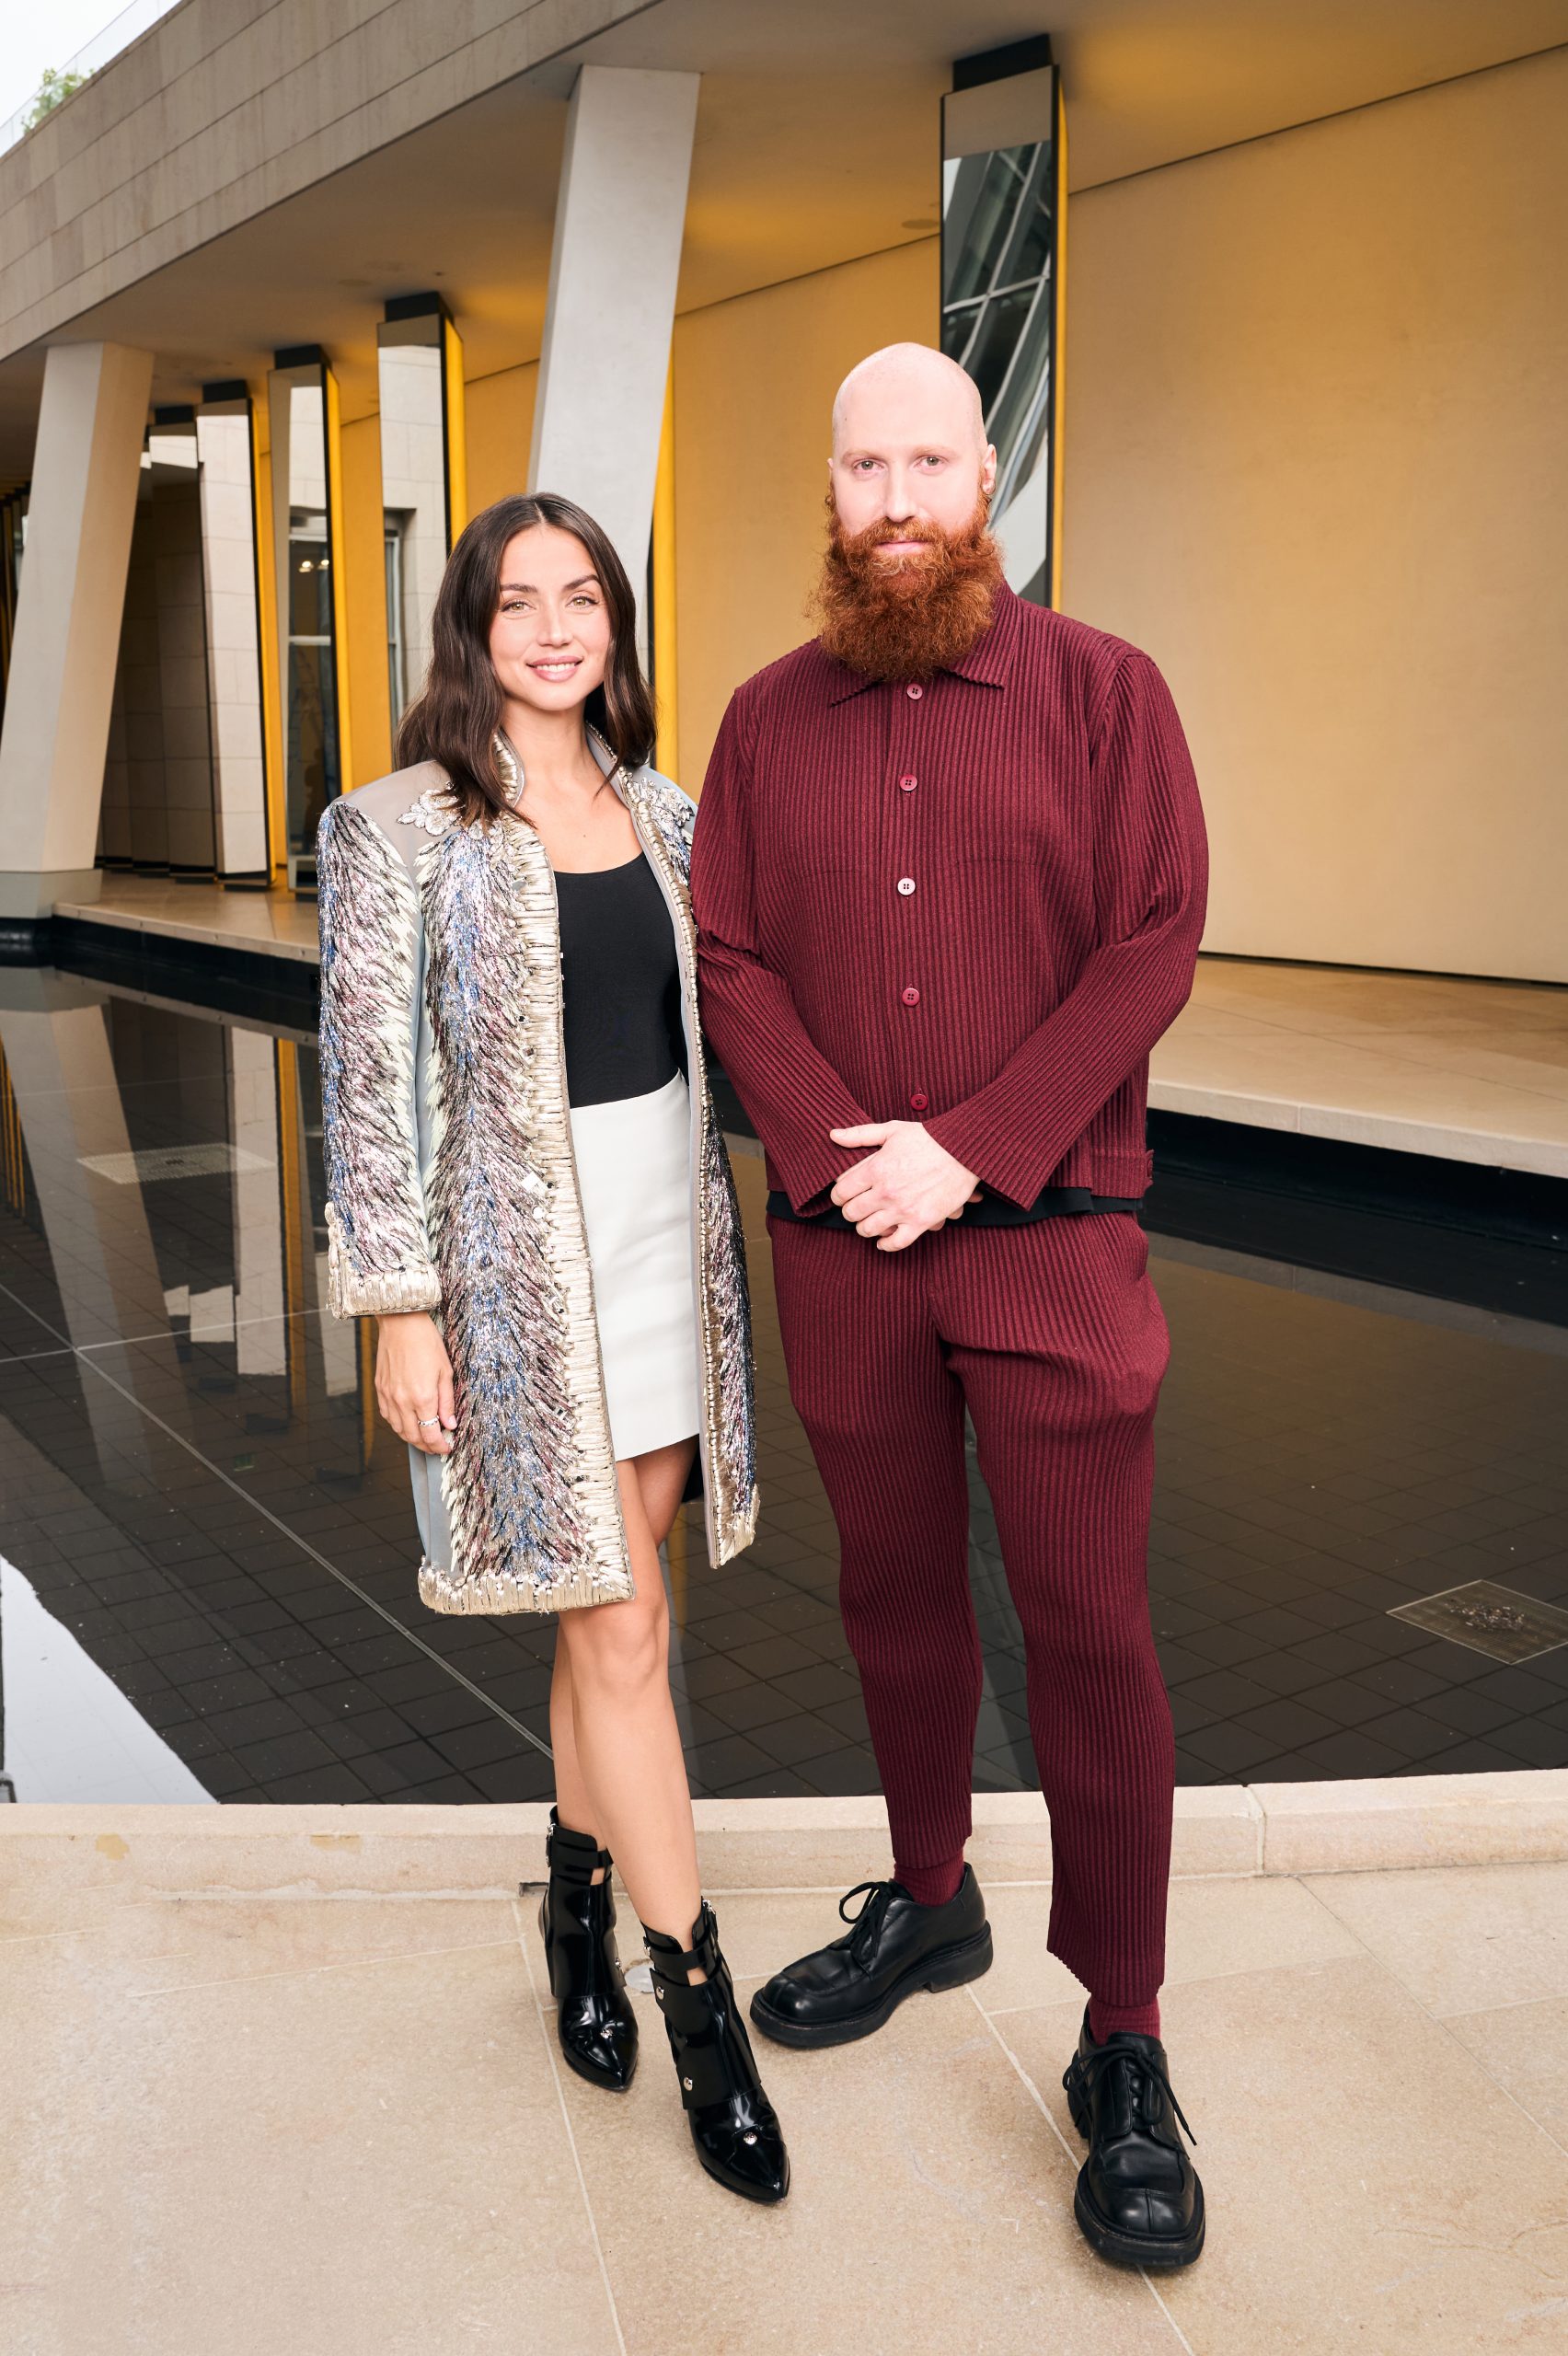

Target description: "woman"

left=316, top=491, right=789, bottom=2205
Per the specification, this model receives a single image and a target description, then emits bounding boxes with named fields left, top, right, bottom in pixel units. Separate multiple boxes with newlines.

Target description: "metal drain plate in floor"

left=1389, top=1578, right=1568, bottom=1664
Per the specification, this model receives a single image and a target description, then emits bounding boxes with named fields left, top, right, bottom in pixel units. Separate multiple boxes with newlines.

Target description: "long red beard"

left=812, top=499, right=1005, bottom=684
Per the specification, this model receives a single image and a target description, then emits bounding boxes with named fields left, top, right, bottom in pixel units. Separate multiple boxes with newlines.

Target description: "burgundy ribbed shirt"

left=690, top=583, right=1207, bottom=1218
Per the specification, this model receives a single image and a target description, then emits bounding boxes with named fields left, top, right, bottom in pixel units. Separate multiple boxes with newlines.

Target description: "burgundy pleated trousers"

left=769, top=1209, right=1175, bottom=2007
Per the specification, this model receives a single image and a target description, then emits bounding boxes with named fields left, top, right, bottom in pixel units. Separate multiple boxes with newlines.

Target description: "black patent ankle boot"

left=643, top=1902, right=790, bottom=2205
left=536, top=1811, right=639, bottom=2093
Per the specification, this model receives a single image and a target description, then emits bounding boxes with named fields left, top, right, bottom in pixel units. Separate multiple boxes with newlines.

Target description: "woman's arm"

left=317, top=796, right=440, bottom=1316
left=317, top=798, right=456, bottom=1455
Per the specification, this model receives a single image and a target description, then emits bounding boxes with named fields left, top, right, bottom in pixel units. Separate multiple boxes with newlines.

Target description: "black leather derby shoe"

left=1063, top=2007, right=1205, bottom=2269
left=749, top=1867, right=992, bottom=2049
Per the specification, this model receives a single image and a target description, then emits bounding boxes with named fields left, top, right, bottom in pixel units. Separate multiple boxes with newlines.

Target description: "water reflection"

left=1, top=1554, right=214, bottom=1803
left=0, top=964, right=1565, bottom=1807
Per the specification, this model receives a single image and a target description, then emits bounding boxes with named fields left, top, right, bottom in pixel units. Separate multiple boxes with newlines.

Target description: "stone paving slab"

left=4, top=1823, right=1567, bottom=2353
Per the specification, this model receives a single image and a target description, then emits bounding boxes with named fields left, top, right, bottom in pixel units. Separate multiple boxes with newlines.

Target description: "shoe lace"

left=1079, top=2041, right=1197, bottom=2148
left=836, top=1879, right=897, bottom=1969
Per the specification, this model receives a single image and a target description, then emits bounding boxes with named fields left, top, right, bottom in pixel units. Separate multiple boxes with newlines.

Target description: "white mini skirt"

left=569, top=1070, right=701, bottom=1461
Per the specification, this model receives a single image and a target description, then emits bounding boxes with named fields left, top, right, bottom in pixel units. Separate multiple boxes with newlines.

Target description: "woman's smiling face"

left=489, top=523, right=613, bottom=713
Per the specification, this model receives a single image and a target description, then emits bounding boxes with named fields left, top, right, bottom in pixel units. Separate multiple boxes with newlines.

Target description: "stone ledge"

left=4, top=1773, right=1564, bottom=1902
left=1252, top=1768, right=1568, bottom=1874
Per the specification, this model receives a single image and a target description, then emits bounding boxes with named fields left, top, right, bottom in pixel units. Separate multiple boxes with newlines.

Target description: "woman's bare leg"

left=555, top=1437, right=701, bottom=1949
left=548, top=1640, right=601, bottom=1867
left=549, top=1436, right=692, bottom=1852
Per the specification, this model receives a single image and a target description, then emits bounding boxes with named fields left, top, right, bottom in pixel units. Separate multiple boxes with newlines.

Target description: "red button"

left=909, top=1091, right=929, bottom=1112
left=906, top=683, right=924, bottom=699
left=898, top=774, right=917, bottom=791
left=901, top=987, right=920, bottom=1006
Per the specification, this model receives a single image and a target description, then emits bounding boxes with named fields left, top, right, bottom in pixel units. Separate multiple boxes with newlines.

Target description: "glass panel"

left=941, top=72, right=1061, bottom=607
left=385, top=523, right=407, bottom=742
left=941, top=147, right=1031, bottom=308
left=988, top=280, right=1054, bottom=502
left=287, top=519, right=331, bottom=638
left=997, top=148, right=1055, bottom=288
left=960, top=283, right=1036, bottom=418
left=375, top=313, right=449, bottom=729
left=285, top=639, right=338, bottom=850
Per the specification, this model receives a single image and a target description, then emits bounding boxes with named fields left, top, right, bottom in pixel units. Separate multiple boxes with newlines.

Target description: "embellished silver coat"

left=315, top=736, right=759, bottom=1613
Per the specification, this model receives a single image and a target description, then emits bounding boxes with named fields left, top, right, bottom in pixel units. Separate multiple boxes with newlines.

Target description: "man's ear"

left=981, top=442, right=998, bottom=497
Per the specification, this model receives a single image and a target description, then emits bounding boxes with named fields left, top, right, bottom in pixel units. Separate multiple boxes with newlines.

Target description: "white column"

left=194, top=405, right=269, bottom=878
left=529, top=66, right=698, bottom=618
left=0, top=343, right=154, bottom=918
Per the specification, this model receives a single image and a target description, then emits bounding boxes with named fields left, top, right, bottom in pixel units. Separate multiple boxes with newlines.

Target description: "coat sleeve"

left=691, top=688, right=874, bottom=1214
left=316, top=796, right=441, bottom=1318
left=925, top=651, right=1208, bottom=1207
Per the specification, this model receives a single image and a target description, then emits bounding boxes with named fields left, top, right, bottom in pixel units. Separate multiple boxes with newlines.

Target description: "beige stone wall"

left=1062, top=48, right=1568, bottom=983
left=670, top=239, right=939, bottom=793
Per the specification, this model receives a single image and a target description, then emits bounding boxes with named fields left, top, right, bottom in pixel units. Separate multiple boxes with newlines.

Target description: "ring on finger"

left=416, top=1415, right=441, bottom=1427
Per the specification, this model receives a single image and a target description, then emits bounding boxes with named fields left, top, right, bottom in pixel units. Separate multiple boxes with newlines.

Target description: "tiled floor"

left=57, top=879, right=1568, bottom=1172
left=6, top=1841, right=1567, bottom=2352
left=1, top=971, right=1565, bottom=1807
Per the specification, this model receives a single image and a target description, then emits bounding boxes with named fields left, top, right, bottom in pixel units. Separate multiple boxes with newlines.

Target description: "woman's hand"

left=375, top=1312, right=457, bottom=1453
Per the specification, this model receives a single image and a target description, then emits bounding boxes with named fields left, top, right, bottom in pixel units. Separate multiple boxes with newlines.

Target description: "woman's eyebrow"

left=497, top=573, right=601, bottom=594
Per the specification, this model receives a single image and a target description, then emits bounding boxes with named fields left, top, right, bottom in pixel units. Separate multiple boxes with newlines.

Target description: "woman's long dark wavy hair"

left=396, top=491, right=656, bottom=827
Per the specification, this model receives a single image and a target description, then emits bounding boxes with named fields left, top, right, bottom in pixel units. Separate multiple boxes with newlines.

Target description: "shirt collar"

left=824, top=580, right=1022, bottom=703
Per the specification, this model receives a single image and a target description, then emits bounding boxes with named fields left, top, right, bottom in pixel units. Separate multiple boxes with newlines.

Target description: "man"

left=690, top=342, right=1207, bottom=2269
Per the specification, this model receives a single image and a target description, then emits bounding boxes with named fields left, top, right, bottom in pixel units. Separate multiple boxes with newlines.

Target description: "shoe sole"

left=747, top=1923, right=994, bottom=2050
left=1065, top=2070, right=1205, bottom=2269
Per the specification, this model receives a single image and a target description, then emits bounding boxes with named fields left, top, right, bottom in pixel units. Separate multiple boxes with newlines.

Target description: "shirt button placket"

left=895, top=681, right=927, bottom=1117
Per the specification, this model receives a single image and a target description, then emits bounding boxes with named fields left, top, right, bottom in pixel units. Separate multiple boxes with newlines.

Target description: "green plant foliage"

left=23, top=68, right=87, bottom=132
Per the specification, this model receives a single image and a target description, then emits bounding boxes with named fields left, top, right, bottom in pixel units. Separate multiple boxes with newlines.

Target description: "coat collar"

left=494, top=722, right=629, bottom=803
left=824, top=579, right=1022, bottom=704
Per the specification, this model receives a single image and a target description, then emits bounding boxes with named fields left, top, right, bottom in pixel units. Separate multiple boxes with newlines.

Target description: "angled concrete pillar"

left=0, top=342, right=154, bottom=918
left=529, top=66, right=698, bottom=629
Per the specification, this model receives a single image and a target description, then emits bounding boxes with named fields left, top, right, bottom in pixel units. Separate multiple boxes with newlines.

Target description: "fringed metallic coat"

left=315, top=737, right=759, bottom=1614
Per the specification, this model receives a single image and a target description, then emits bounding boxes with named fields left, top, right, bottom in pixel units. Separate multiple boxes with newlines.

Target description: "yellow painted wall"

left=670, top=239, right=939, bottom=792
left=339, top=413, right=391, bottom=788
left=466, top=362, right=538, bottom=516
left=1062, top=48, right=1568, bottom=983
left=331, top=364, right=536, bottom=791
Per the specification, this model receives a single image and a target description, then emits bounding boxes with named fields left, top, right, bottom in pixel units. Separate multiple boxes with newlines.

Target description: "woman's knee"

left=562, top=1593, right=667, bottom=1695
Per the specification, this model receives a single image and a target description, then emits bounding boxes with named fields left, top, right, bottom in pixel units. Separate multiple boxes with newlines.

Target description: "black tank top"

left=556, top=854, right=686, bottom=1108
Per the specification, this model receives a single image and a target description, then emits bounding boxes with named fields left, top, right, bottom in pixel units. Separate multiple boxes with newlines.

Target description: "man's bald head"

left=831, top=342, right=987, bottom=457
left=828, top=342, right=996, bottom=547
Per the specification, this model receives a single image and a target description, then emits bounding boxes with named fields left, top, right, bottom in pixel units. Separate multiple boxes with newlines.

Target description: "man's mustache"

left=836, top=514, right=944, bottom=551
